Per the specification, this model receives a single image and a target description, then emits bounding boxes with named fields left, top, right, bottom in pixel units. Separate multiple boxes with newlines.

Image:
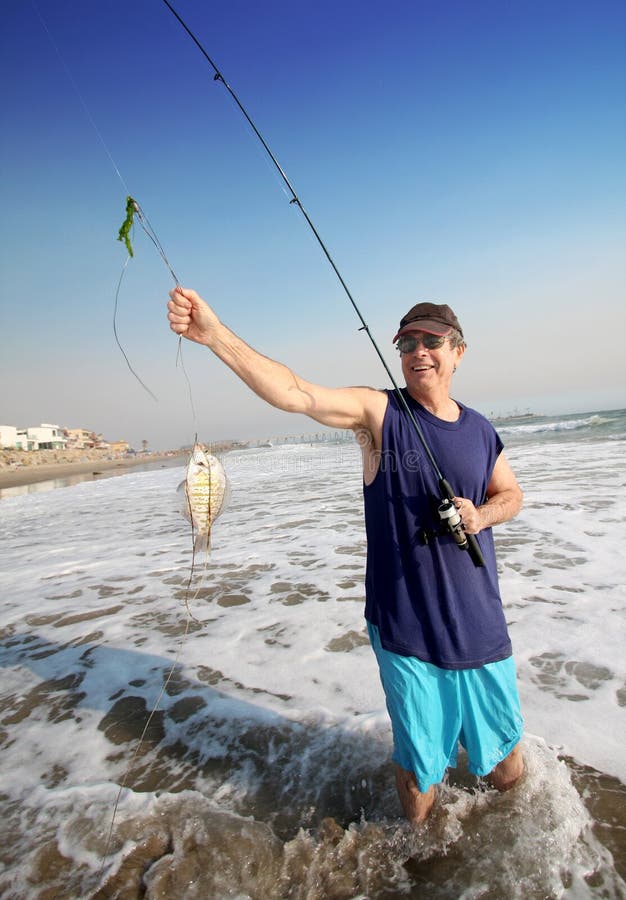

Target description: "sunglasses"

left=396, top=333, right=448, bottom=353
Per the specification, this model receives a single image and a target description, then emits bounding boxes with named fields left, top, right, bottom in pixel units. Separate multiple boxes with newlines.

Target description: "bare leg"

left=394, top=764, right=436, bottom=823
left=488, top=743, right=524, bottom=791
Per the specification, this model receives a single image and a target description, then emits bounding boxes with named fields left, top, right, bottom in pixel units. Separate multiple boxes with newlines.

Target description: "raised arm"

left=167, top=287, right=386, bottom=432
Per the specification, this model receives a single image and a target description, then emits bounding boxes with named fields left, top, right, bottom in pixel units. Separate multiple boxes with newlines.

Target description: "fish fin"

left=178, top=480, right=193, bottom=523
left=193, top=532, right=211, bottom=555
left=214, top=476, right=231, bottom=521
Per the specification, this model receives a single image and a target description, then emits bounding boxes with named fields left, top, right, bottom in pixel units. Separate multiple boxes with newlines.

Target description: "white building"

left=26, top=424, right=67, bottom=450
left=0, top=425, right=18, bottom=449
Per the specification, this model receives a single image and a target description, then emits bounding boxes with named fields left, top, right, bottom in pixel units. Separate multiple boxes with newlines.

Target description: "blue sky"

left=1, top=0, right=625, bottom=449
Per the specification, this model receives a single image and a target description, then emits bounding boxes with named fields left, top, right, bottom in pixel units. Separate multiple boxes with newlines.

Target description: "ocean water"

left=0, top=408, right=625, bottom=898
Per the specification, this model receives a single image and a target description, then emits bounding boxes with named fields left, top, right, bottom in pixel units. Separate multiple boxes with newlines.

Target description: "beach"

left=1, top=409, right=625, bottom=897
left=0, top=449, right=188, bottom=492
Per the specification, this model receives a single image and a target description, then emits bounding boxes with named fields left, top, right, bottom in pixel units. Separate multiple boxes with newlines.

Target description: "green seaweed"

left=117, top=196, right=137, bottom=257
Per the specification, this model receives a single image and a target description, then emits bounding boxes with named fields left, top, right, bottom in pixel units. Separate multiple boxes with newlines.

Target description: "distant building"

left=0, top=425, right=18, bottom=449
left=64, top=428, right=93, bottom=449
left=63, top=428, right=111, bottom=449
left=1, top=424, right=63, bottom=451
left=108, top=440, right=130, bottom=454
left=16, top=429, right=36, bottom=450
left=1, top=424, right=126, bottom=452
left=26, top=424, right=66, bottom=450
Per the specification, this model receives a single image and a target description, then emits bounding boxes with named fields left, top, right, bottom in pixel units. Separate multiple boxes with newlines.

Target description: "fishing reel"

left=417, top=497, right=485, bottom=567
left=437, top=499, right=469, bottom=551
left=436, top=479, right=486, bottom=568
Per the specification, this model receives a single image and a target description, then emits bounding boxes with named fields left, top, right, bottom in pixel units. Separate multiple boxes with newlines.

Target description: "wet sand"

left=0, top=452, right=187, bottom=490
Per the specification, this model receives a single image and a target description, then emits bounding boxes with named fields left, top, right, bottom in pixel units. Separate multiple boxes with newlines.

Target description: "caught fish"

left=178, top=444, right=230, bottom=553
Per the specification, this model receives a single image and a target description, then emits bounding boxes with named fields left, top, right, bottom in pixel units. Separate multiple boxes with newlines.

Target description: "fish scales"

left=179, top=445, right=230, bottom=552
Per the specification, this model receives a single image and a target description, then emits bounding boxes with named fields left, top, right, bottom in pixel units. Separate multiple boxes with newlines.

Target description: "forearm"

left=206, top=322, right=313, bottom=414
left=456, top=487, right=522, bottom=534
left=459, top=452, right=523, bottom=534
left=476, top=489, right=523, bottom=529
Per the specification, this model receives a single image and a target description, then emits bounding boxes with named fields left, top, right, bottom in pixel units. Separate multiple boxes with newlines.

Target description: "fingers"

left=169, top=286, right=192, bottom=308
left=168, top=319, right=187, bottom=335
left=452, top=497, right=476, bottom=532
left=170, top=286, right=201, bottom=306
left=167, top=287, right=192, bottom=334
left=167, top=303, right=190, bottom=334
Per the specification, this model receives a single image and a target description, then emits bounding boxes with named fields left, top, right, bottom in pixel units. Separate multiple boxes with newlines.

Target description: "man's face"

left=398, top=330, right=465, bottom=394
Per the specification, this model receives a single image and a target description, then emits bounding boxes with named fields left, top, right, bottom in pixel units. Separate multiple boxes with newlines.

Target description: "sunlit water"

left=1, top=409, right=625, bottom=898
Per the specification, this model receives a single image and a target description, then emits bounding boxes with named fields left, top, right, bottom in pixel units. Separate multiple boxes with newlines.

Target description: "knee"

left=488, top=744, right=524, bottom=792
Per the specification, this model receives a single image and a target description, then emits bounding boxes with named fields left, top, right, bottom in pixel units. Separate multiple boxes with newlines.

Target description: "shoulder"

left=356, top=387, right=389, bottom=434
left=453, top=405, right=503, bottom=463
left=459, top=404, right=499, bottom=435
left=458, top=402, right=490, bottom=424
left=350, top=388, right=388, bottom=457
left=351, top=386, right=389, bottom=425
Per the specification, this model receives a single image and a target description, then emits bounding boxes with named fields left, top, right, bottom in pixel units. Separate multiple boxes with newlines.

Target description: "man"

left=167, top=288, right=524, bottom=823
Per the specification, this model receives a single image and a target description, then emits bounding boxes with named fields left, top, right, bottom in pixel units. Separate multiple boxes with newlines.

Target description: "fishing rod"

left=160, top=0, right=485, bottom=568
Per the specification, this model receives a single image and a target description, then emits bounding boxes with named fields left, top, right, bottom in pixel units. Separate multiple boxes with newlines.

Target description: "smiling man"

left=167, top=289, right=525, bottom=823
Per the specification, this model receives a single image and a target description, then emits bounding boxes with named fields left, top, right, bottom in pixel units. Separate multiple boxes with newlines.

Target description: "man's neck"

left=408, top=389, right=460, bottom=422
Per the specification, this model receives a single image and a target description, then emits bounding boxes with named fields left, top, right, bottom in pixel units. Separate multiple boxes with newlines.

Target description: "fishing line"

left=95, top=609, right=194, bottom=887
left=134, top=206, right=197, bottom=422
left=97, top=432, right=223, bottom=883
left=113, top=255, right=159, bottom=402
left=160, top=0, right=485, bottom=567
left=31, top=3, right=157, bottom=401
left=31, top=0, right=131, bottom=197
left=32, top=8, right=212, bottom=885
left=122, top=199, right=198, bottom=420
left=97, top=205, right=211, bottom=887
left=33, top=1, right=196, bottom=418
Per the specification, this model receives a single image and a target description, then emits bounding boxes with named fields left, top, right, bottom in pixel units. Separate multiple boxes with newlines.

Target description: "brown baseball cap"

left=393, top=301, right=463, bottom=343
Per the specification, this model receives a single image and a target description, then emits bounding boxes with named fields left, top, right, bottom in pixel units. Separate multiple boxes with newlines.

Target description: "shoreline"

left=0, top=452, right=188, bottom=490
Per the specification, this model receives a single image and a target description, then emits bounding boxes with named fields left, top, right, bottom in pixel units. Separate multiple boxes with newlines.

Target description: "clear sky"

left=1, top=0, right=625, bottom=449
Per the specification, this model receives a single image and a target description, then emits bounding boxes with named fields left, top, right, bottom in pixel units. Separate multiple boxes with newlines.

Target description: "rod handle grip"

left=466, top=532, right=486, bottom=567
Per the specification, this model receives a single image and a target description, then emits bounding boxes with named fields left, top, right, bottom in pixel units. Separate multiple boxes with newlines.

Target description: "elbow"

left=514, top=486, right=524, bottom=517
left=279, top=394, right=310, bottom=415
left=278, top=383, right=318, bottom=416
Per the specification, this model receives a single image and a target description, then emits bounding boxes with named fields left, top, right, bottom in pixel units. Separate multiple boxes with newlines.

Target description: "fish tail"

left=193, top=531, right=210, bottom=555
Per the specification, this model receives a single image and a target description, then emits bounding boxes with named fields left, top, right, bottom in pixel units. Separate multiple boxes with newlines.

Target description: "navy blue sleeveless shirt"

left=363, top=389, right=512, bottom=670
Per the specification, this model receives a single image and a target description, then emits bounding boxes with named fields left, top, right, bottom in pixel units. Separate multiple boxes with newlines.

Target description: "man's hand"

left=167, top=287, right=219, bottom=346
left=452, top=497, right=482, bottom=534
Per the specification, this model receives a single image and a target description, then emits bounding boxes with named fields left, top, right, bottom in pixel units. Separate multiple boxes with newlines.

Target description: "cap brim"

left=392, top=320, right=453, bottom=343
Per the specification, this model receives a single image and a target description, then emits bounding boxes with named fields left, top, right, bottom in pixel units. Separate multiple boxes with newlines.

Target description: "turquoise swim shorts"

left=368, top=623, right=523, bottom=791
